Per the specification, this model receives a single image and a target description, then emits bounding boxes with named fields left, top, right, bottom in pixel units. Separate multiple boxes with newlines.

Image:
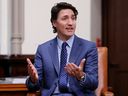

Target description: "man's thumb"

left=26, top=58, right=33, bottom=65
left=79, top=58, right=86, bottom=70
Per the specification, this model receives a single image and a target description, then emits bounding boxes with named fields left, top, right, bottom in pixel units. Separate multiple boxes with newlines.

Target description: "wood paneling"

left=102, top=0, right=128, bottom=95
left=0, top=55, right=34, bottom=77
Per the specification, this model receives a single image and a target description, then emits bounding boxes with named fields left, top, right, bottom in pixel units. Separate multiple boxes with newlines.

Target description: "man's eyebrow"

left=63, top=14, right=75, bottom=17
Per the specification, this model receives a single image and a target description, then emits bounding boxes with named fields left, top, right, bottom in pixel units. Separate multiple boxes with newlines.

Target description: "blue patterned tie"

left=59, top=42, right=68, bottom=92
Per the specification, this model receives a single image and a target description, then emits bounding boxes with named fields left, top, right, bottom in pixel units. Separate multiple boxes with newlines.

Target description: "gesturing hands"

left=26, top=58, right=85, bottom=82
left=64, top=59, right=86, bottom=80
left=26, top=58, right=38, bottom=83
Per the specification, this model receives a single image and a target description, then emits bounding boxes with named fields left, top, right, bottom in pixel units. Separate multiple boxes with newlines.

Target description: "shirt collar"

left=57, top=35, right=74, bottom=49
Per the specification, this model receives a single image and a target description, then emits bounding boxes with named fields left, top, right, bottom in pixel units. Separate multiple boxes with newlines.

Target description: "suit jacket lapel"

left=69, top=36, right=83, bottom=66
left=49, top=38, right=59, bottom=76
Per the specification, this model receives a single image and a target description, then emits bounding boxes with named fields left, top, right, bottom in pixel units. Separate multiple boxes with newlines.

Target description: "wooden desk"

left=0, top=77, right=30, bottom=96
left=0, top=83, right=28, bottom=96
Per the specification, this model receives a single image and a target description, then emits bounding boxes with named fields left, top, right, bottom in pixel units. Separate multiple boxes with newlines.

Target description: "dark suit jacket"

left=26, top=35, right=98, bottom=96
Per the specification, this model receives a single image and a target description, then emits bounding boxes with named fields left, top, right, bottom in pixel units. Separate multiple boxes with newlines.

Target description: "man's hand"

left=65, top=59, right=86, bottom=80
left=27, top=58, right=38, bottom=83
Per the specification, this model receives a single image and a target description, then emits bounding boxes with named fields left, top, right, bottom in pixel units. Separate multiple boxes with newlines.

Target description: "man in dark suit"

left=26, top=2, right=98, bottom=96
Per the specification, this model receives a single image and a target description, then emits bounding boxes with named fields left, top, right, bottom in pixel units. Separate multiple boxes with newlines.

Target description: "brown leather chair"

left=27, top=47, right=114, bottom=96
left=95, top=47, right=114, bottom=96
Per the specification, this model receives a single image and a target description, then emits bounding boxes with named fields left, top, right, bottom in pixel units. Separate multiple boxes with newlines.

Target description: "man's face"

left=53, top=9, right=76, bottom=40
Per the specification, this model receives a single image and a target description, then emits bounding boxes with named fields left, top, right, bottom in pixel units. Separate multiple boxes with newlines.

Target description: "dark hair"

left=50, top=2, right=78, bottom=33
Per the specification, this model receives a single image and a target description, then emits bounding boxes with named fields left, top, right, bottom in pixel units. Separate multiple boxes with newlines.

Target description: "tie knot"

left=62, top=42, right=68, bottom=49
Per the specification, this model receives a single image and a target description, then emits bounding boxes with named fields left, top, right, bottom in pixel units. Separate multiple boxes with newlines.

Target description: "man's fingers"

left=26, top=58, right=38, bottom=83
left=26, top=58, right=33, bottom=65
left=79, top=58, right=86, bottom=70
left=27, top=58, right=34, bottom=75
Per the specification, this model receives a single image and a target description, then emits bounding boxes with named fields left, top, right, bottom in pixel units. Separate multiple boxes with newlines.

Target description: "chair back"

left=95, top=47, right=108, bottom=96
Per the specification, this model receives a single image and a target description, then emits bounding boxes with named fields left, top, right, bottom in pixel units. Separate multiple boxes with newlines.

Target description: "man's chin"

left=67, top=31, right=74, bottom=35
left=66, top=34, right=74, bottom=39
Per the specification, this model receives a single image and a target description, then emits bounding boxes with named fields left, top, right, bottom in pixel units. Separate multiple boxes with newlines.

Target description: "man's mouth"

left=66, top=28, right=73, bottom=31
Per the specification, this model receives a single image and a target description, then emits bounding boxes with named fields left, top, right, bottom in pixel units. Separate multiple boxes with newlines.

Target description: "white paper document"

left=0, top=76, right=27, bottom=84
left=12, top=77, right=27, bottom=84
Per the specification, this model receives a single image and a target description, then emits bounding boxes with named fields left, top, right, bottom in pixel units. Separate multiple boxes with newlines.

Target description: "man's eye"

left=72, top=17, right=76, bottom=20
left=62, top=17, right=67, bottom=20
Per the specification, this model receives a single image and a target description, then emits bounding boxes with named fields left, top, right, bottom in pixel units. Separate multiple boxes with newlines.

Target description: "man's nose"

left=67, top=19, right=73, bottom=25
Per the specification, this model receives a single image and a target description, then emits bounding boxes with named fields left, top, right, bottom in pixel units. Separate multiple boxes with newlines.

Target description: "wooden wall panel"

left=102, top=0, right=128, bottom=95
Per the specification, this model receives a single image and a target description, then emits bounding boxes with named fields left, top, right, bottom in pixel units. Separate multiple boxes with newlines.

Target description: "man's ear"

left=52, top=20, right=57, bottom=27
